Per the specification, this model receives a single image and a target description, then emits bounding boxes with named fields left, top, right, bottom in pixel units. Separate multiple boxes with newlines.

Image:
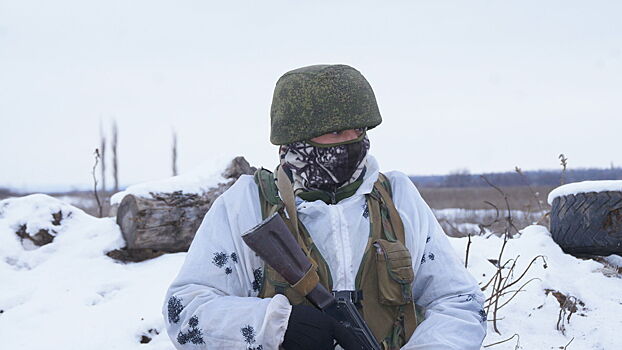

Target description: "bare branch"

left=92, top=149, right=103, bottom=218
left=172, top=129, right=178, bottom=176
left=502, top=256, right=547, bottom=291
left=112, top=120, right=119, bottom=192
left=559, top=154, right=568, bottom=185
left=100, top=120, right=106, bottom=194
left=465, top=234, right=472, bottom=268
left=484, top=333, right=520, bottom=349
left=562, top=337, right=575, bottom=349
left=497, top=278, right=541, bottom=309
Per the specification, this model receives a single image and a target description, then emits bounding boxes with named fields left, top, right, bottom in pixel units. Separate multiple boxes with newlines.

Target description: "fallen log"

left=115, top=156, right=256, bottom=254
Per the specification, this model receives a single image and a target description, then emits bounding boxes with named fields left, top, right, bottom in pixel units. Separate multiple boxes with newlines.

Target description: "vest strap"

left=403, top=304, right=418, bottom=343
left=275, top=166, right=319, bottom=269
left=374, top=178, right=406, bottom=244
left=276, top=166, right=300, bottom=237
left=369, top=194, right=383, bottom=240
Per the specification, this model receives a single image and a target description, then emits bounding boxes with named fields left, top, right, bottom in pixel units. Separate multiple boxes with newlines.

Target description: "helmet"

left=270, top=64, right=382, bottom=145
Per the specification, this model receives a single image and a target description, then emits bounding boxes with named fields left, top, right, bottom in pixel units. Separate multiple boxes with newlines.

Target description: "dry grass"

left=418, top=186, right=554, bottom=211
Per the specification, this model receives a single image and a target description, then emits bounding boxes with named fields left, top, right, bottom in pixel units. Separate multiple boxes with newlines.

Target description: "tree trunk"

left=115, top=156, right=256, bottom=253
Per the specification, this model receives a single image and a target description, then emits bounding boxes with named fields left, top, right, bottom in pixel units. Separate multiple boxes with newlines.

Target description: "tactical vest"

left=254, top=167, right=419, bottom=349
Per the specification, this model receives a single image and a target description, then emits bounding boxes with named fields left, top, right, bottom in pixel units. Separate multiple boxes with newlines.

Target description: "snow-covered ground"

left=451, top=226, right=621, bottom=349
left=0, top=195, right=620, bottom=349
left=0, top=194, right=183, bottom=349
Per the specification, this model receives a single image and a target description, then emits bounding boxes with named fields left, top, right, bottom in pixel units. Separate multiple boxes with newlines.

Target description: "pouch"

left=374, top=239, right=414, bottom=305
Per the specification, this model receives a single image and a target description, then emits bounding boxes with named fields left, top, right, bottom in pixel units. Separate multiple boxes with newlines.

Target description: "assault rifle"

left=242, top=212, right=381, bottom=350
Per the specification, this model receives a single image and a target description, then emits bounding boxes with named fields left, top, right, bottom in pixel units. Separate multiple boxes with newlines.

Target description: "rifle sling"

left=292, top=262, right=320, bottom=296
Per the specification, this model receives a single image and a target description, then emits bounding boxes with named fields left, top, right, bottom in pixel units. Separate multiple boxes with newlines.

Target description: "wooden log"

left=115, top=156, right=256, bottom=253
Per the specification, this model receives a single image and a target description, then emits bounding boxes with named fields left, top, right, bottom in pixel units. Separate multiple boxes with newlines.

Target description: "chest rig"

left=254, top=167, right=419, bottom=349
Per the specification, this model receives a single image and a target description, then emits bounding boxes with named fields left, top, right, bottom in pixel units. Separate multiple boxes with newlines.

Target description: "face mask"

left=280, top=133, right=370, bottom=193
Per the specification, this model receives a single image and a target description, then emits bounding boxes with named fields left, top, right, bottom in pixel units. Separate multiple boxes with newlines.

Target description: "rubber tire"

left=550, top=191, right=622, bottom=256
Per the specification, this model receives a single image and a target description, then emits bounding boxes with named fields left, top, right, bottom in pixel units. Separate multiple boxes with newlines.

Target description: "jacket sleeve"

left=387, top=172, right=487, bottom=350
left=162, top=176, right=292, bottom=350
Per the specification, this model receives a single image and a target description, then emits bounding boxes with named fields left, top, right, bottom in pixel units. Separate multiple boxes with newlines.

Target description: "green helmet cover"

left=270, top=64, right=382, bottom=145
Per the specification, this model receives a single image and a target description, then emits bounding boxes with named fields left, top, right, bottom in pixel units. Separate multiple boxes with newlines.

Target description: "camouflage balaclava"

left=280, top=131, right=370, bottom=194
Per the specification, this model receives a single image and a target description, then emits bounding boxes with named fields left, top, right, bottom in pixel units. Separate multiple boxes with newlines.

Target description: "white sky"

left=1, top=0, right=621, bottom=191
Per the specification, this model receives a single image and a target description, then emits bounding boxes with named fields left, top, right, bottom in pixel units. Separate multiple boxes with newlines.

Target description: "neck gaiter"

left=279, top=134, right=370, bottom=194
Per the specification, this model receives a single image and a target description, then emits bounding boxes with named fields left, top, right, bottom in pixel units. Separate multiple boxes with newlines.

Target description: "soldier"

left=163, top=65, right=486, bottom=349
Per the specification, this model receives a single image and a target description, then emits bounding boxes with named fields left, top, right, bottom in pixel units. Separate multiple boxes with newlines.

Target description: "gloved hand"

left=333, top=322, right=365, bottom=350
left=282, top=304, right=368, bottom=350
left=282, top=305, right=335, bottom=350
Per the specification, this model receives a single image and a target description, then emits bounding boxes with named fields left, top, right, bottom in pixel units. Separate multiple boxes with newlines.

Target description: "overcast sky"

left=1, top=0, right=621, bottom=191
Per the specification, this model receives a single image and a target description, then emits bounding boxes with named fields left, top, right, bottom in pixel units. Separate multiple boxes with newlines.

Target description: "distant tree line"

left=0, top=188, right=17, bottom=200
left=411, top=167, right=622, bottom=188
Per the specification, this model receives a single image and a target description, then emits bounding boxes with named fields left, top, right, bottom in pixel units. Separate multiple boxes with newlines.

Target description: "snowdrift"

left=0, top=195, right=183, bottom=349
left=0, top=194, right=620, bottom=349
left=450, top=226, right=621, bottom=349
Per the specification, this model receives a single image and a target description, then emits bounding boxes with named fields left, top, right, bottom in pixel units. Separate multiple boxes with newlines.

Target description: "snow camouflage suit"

left=162, top=155, right=487, bottom=350
left=255, top=165, right=418, bottom=349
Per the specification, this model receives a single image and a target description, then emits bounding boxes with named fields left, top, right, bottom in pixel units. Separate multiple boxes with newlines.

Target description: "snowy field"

left=431, top=208, right=549, bottom=238
left=0, top=194, right=620, bottom=349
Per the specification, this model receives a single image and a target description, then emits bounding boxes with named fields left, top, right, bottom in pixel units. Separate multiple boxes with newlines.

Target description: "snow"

left=54, top=195, right=94, bottom=209
left=109, top=157, right=233, bottom=205
left=0, top=195, right=185, bottom=349
left=449, top=226, right=622, bottom=349
left=1, top=194, right=620, bottom=349
left=0, top=194, right=72, bottom=242
left=603, top=254, right=622, bottom=269
left=433, top=208, right=546, bottom=221
left=548, top=180, right=622, bottom=205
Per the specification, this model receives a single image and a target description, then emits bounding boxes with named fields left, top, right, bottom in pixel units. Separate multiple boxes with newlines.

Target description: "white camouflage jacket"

left=163, top=155, right=487, bottom=349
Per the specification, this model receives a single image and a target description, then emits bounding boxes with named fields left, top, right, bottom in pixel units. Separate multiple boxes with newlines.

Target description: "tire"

left=550, top=191, right=622, bottom=256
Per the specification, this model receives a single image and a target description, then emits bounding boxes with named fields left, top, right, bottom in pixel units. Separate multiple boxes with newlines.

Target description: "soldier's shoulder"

left=381, top=170, right=425, bottom=201
left=219, top=174, right=259, bottom=202
left=382, top=171, right=417, bottom=189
